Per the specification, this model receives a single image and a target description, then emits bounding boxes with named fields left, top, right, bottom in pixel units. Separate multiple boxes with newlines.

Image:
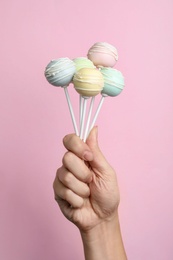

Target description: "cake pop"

left=73, top=57, right=95, bottom=71
left=73, top=68, right=104, bottom=97
left=87, top=67, right=125, bottom=140
left=45, top=58, right=76, bottom=86
left=73, top=68, right=104, bottom=139
left=73, top=57, right=96, bottom=128
left=101, top=67, right=124, bottom=96
left=44, top=58, right=79, bottom=135
left=87, top=42, right=118, bottom=68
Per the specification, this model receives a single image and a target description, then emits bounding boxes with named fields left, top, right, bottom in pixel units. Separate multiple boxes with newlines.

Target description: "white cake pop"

left=45, top=58, right=79, bottom=135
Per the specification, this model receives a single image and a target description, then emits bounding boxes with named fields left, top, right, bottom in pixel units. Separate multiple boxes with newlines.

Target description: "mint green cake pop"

left=100, top=67, right=124, bottom=96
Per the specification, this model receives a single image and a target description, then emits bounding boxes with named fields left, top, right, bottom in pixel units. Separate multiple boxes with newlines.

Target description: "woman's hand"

left=53, top=126, right=120, bottom=231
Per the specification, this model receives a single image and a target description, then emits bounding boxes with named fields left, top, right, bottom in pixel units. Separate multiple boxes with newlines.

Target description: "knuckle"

left=63, top=172, right=73, bottom=186
left=63, top=189, right=84, bottom=209
left=82, top=169, right=92, bottom=183
left=83, top=185, right=90, bottom=197
left=73, top=197, right=84, bottom=210
left=66, top=134, right=83, bottom=151
left=63, top=134, right=76, bottom=148
left=62, top=151, right=74, bottom=166
left=83, top=174, right=90, bottom=183
left=62, top=134, right=69, bottom=146
left=63, top=188, right=72, bottom=201
left=86, top=186, right=90, bottom=196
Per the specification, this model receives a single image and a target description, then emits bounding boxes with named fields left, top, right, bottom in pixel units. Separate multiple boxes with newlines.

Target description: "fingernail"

left=83, top=151, right=93, bottom=161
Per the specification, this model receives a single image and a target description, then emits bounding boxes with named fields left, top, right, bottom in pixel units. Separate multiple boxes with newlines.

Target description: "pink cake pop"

left=87, top=42, right=118, bottom=68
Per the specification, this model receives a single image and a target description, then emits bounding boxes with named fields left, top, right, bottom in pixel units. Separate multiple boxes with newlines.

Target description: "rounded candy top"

left=73, top=68, right=104, bottom=97
left=73, top=57, right=95, bottom=71
left=100, top=67, right=124, bottom=96
left=87, top=42, right=118, bottom=68
left=44, top=57, right=76, bottom=87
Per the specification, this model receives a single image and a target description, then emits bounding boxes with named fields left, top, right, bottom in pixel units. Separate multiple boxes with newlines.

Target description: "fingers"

left=54, top=176, right=84, bottom=208
left=62, top=152, right=92, bottom=183
left=53, top=152, right=92, bottom=208
left=63, top=134, right=93, bottom=161
left=58, top=166, right=90, bottom=198
left=53, top=167, right=90, bottom=208
left=54, top=181, right=83, bottom=208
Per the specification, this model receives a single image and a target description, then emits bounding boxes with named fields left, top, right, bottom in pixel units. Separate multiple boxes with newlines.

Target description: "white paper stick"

left=83, top=96, right=95, bottom=142
left=89, top=95, right=106, bottom=133
left=79, top=95, right=83, bottom=127
left=80, top=97, right=88, bottom=140
left=63, top=87, right=79, bottom=136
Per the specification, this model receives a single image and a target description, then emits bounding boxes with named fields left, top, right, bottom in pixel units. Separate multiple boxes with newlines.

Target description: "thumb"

left=86, top=126, right=112, bottom=172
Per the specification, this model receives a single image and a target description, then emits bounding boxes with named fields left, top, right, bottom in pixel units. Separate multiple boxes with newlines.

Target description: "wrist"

left=80, top=212, right=127, bottom=260
left=80, top=211, right=119, bottom=242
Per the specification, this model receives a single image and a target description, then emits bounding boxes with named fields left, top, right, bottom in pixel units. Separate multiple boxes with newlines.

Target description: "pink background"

left=1, top=0, right=173, bottom=259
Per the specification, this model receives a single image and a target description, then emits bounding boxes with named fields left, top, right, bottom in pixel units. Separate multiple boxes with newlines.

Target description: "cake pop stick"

left=83, top=96, right=95, bottom=142
left=88, top=94, right=107, bottom=134
left=79, top=95, right=83, bottom=127
left=80, top=96, right=89, bottom=139
left=64, top=86, right=79, bottom=136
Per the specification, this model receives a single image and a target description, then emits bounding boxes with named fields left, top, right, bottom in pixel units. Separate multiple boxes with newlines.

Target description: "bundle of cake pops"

left=44, top=42, right=125, bottom=142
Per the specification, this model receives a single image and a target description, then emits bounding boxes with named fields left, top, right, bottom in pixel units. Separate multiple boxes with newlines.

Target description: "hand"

left=53, top=126, right=120, bottom=232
